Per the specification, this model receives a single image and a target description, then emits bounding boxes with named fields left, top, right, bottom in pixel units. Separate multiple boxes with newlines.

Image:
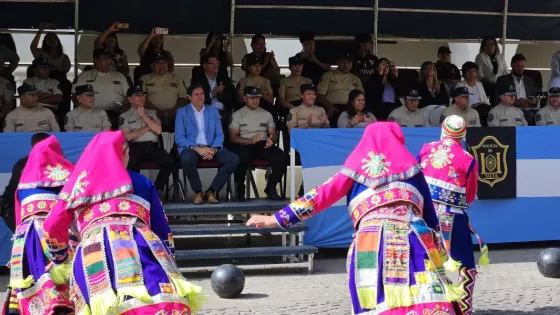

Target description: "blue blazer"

left=175, top=104, right=224, bottom=153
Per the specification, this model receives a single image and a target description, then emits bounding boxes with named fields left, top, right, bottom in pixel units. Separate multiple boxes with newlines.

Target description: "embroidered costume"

left=42, top=131, right=204, bottom=315
left=2, top=136, right=75, bottom=315
left=417, top=115, right=489, bottom=315
left=275, top=122, right=461, bottom=315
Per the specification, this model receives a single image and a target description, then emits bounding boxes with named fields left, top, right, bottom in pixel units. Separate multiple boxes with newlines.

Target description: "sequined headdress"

left=16, top=135, right=74, bottom=224
left=340, top=122, right=422, bottom=189
left=441, top=115, right=467, bottom=139
left=58, top=131, right=132, bottom=211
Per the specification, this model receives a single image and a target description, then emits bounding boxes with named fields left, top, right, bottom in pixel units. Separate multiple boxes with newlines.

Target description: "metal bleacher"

left=165, top=199, right=318, bottom=273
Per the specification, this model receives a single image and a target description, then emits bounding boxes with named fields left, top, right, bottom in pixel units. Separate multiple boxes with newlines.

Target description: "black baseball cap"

left=451, top=86, right=473, bottom=97
left=93, top=48, right=112, bottom=59
left=17, top=83, right=39, bottom=96
left=152, top=53, right=169, bottom=63
left=338, top=53, right=353, bottom=62
left=289, top=56, right=304, bottom=66
left=32, top=58, right=50, bottom=68
left=300, top=84, right=316, bottom=94
left=244, top=86, right=262, bottom=97
left=355, top=34, right=372, bottom=43
left=438, top=46, right=452, bottom=54
left=127, top=86, right=148, bottom=97
left=549, top=87, right=560, bottom=96
left=500, top=85, right=517, bottom=96
left=245, top=54, right=261, bottom=67
left=75, top=84, right=96, bottom=96
left=406, top=88, right=422, bottom=100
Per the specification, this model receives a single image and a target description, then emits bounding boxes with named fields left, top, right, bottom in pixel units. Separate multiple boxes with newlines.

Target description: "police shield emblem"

left=470, top=135, right=508, bottom=187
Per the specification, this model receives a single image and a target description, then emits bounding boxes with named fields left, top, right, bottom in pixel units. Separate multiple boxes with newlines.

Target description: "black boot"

left=236, top=183, right=246, bottom=202
left=264, top=185, right=282, bottom=200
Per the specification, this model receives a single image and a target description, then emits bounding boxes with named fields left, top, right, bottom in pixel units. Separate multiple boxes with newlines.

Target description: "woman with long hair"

left=337, top=89, right=377, bottom=128
left=474, top=36, right=509, bottom=85
left=417, top=61, right=449, bottom=108
left=94, top=22, right=130, bottom=76
left=43, top=131, right=203, bottom=315
left=247, top=122, right=463, bottom=315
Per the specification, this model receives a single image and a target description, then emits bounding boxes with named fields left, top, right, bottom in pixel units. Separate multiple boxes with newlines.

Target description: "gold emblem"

left=470, top=136, right=508, bottom=187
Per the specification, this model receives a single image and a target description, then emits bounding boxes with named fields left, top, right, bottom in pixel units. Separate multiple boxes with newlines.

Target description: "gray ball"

left=537, top=248, right=560, bottom=278
left=211, top=264, right=245, bottom=298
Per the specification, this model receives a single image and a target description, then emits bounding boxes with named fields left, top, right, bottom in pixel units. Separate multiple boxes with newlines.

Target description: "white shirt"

left=73, top=69, right=128, bottom=110
left=487, top=104, right=528, bottom=127
left=206, top=74, right=224, bottom=110
left=475, top=52, right=509, bottom=84
left=193, top=105, right=207, bottom=145
left=513, top=75, right=527, bottom=99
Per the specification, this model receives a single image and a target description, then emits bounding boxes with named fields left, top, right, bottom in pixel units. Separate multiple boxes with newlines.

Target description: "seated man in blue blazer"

left=175, top=85, right=239, bottom=204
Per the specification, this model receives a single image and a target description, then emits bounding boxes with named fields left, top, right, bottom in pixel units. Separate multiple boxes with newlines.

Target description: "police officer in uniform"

left=119, top=85, right=174, bottom=198
left=488, top=85, right=528, bottom=127
left=387, top=88, right=429, bottom=127
left=65, top=85, right=111, bottom=132
left=286, top=84, right=329, bottom=130
left=140, top=53, right=188, bottom=132
left=236, top=55, right=275, bottom=114
left=23, top=58, right=63, bottom=119
left=352, top=34, right=378, bottom=84
left=4, top=83, right=59, bottom=132
left=317, top=53, right=364, bottom=127
left=278, top=55, right=312, bottom=110
left=441, top=86, right=482, bottom=127
left=73, top=48, right=129, bottom=129
left=229, top=86, right=286, bottom=201
left=535, top=87, right=560, bottom=126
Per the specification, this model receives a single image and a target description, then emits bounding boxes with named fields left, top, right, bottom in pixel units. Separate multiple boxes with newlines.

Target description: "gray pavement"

left=1, top=246, right=559, bottom=314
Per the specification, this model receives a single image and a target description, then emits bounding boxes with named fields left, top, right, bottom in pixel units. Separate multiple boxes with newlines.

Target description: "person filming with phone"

left=364, top=57, right=402, bottom=121
left=229, top=86, right=286, bottom=201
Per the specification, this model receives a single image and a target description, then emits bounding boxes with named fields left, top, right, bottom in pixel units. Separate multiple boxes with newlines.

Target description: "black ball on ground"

left=537, top=248, right=560, bottom=278
left=211, top=264, right=245, bottom=298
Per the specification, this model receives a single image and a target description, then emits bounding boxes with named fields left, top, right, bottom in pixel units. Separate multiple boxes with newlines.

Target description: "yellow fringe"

left=170, top=277, right=206, bottom=314
left=384, top=285, right=413, bottom=308
left=444, top=282, right=463, bottom=302
left=76, top=305, right=92, bottom=315
left=478, top=245, right=490, bottom=267
left=9, top=275, right=34, bottom=289
left=116, top=285, right=152, bottom=304
left=89, top=289, right=117, bottom=315
left=443, top=257, right=462, bottom=272
left=356, top=287, right=377, bottom=309
left=49, top=263, right=72, bottom=285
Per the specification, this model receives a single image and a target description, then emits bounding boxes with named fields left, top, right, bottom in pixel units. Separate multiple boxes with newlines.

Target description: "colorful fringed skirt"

left=68, top=217, right=203, bottom=315
left=347, top=205, right=461, bottom=315
left=3, top=216, right=73, bottom=315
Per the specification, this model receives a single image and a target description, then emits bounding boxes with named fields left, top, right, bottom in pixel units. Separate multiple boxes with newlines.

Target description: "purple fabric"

left=133, top=227, right=170, bottom=296
left=382, top=83, right=396, bottom=103
left=23, top=219, right=49, bottom=281
left=103, top=229, right=117, bottom=290
left=73, top=246, right=89, bottom=305
left=408, top=231, right=427, bottom=286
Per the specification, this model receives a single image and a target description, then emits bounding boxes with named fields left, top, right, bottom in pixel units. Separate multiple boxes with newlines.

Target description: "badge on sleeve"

left=228, top=115, right=233, bottom=127
left=440, top=115, right=445, bottom=123
left=488, top=114, right=494, bottom=122
left=535, top=113, right=542, bottom=122
left=64, top=116, right=69, bottom=126
left=118, top=116, right=125, bottom=126
left=388, top=116, right=395, bottom=122
left=286, top=113, right=292, bottom=122
left=5, top=83, right=13, bottom=92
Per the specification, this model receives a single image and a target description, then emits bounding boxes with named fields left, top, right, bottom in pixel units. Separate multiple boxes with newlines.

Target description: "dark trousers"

left=179, top=148, right=239, bottom=193
left=107, top=110, right=121, bottom=130
left=232, top=144, right=286, bottom=189
left=127, top=142, right=175, bottom=191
